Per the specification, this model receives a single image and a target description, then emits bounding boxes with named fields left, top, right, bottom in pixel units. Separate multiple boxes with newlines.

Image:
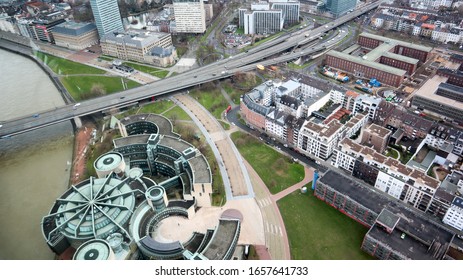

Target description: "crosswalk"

left=257, top=197, right=272, bottom=208
left=265, top=221, right=283, bottom=236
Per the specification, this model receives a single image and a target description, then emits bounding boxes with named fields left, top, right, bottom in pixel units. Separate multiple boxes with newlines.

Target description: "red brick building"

left=325, top=32, right=432, bottom=87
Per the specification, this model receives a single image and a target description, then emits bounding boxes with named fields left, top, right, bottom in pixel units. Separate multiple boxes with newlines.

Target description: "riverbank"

left=70, top=120, right=96, bottom=185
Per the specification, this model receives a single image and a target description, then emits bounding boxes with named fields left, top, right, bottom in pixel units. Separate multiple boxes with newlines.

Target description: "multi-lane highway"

left=0, top=0, right=381, bottom=138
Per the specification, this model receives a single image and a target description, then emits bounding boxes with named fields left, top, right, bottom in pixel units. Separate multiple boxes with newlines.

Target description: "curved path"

left=246, top=160, right=313, bottom=260
left=173, top=94, right=254, bottom=199
left=173, top=92, right=315, bottom=259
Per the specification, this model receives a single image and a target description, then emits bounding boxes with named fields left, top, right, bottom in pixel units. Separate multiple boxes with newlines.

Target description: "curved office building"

left=42, top=114, right=241, bottom=260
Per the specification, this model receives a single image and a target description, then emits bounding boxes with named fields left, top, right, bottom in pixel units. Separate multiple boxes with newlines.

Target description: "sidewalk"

left=246, top=160, right=314, bottom=260
left=272, top=166, right=313, bottom=201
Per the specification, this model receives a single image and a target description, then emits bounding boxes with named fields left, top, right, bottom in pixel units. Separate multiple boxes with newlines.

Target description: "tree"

left=118, top=0, right=129, bottom=18
left=91, top=83, right=106, bottom=96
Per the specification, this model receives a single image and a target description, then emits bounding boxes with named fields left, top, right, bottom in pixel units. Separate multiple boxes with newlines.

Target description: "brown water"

left=0, top=48, right=74, bottom=260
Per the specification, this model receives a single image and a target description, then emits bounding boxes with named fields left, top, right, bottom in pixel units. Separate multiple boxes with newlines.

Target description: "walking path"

left=247, top=161, right=314, bottom=260
left=173, top=94, right=254, bottom=199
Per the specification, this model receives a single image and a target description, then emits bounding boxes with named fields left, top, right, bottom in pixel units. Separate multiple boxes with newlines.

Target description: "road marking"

left=266, top=222, right=270, bottom=232
left=279, top=226, right=283, bottom=236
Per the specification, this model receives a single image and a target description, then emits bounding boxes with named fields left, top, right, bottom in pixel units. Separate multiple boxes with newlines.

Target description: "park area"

left=278, top=190, right=374, bottom=260
left=34, top=51, right=142, bottom=100
left=230, top=131, right=304, bottom=194
left=61, top=76, right=140, bottom=101
left=35, top=51, right=105, bottom=75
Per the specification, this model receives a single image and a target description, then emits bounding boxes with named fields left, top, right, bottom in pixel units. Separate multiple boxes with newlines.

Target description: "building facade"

left=443, top=197, right=463, bottom=231
left=90, top=0, right=124, bottom=38
left=53, top=21, right=98, bottom=50
left=173, top=0, right=206, bottom=34
left=325, top=0, right=356, bottom=17
left=298, top=120, right=344, bottom=160
left=100, top=30, right=174, bottom=66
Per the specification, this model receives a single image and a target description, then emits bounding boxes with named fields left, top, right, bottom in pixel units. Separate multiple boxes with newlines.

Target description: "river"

left=0, top=48, right=74, bottom=260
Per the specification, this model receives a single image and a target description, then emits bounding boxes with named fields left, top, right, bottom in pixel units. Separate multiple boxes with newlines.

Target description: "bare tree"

left=91, top=83, right=106, bottom=96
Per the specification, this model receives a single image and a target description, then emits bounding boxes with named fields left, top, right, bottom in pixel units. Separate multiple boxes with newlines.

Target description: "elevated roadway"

left=0, top=0, right=381, bottom=138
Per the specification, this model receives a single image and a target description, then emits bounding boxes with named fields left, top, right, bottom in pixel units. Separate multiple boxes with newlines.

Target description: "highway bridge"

left=0, top=0, right=382, bottom=138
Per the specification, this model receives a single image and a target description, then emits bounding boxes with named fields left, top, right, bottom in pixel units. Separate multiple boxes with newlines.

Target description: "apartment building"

left=298, top=120, right=344, bottom=160
left=360, top=123, right=392, bottom=154
left=173, top=0, right=206, bottom=34
left=332, top=138, right=441, bottom=213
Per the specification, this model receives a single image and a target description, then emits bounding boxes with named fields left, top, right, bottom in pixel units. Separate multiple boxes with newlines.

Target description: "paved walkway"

left=246, top=158, right=314, bottom=260
left=172, top=94, right=254, bottom=199
left=272, top=166, right=314, bottom=201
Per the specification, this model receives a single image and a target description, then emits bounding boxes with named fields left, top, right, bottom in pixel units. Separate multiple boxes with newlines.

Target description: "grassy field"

left=222, top=81, right=244, bottom=104
left=231, top=131, right=304, bottom=194
left=35, top=51, right=106, bottom=75
left=98, top=55, right=114, bottom=61
left=218, top=120, right=230, bottom=130
left=135, top=99, right=175, bottom=114
left=202, top=145, right=226, bottom=206
left=190, top=87, right=228, bottom=119
left=278, top=190, right=374, bottom=260
left=123, top=62, right=170, bottom=78
left=60, top=76, right=140, bottom=101
left=163, top=105, right=192, bottom=121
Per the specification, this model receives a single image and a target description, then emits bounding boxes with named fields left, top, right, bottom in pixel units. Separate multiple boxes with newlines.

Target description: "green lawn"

left=231, top=131, right=304, bottom=194
left=98, top=55, right=114, bottom=61
left=123, top=62, right=169, bottom=78
left=190, top=87, right=228, bottom=119
left=218, top=120, right=230, bottom=130
left=60, top=76, right=140, bottom=101
left=35, top=51, right=106, bottom=75
left=162, top=105, right=192, bottom=121
left=385, top=148, right=399, bottom=159
left=202, top=145, right=226, bottom=207
left=222, top=81, right=244, bottom=104
left=137, top=99, right=175, bottom=114
left=278, top=190, right=374, bottom=260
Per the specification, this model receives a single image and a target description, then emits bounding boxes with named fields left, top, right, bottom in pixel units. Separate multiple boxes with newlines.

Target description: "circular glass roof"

left=51, top=177, right=135, bottom=241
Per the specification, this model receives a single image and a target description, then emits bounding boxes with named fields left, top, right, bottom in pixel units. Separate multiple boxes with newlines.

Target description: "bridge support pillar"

left=73, top=117, right=82, bottom=129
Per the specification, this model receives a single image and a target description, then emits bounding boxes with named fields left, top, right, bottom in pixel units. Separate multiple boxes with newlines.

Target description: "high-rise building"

left=325, top=0, right=356, bottom=17
left=173, top=0, right=206, bottom=34
left=238, top=1, right=299, bottom=34
left=89, top=0, right=124, bottom=38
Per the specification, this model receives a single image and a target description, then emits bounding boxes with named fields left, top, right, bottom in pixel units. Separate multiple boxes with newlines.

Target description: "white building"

left=173, top=0, right=206, bottom=34
left=0, top=13, right=18, bottom=34
left=353, top=94, right=381, bottom=120
left=443, top=197, right=463, bottom=231
left=239, top=2, right=285, bottom=35
left=298, top=120, right=344, bottom=160
left=90, top=0, right=124, bottom=38
left=412, top=24, right=422, bottom=36
left=265, top=109, right=288, bottom=140
left=332, top=138, right=441, bottom=212
left=343, top=113, right=369, bottom=139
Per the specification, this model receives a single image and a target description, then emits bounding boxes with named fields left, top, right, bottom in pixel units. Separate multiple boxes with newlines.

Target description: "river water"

left=0, top=48, right=74, bottom=260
